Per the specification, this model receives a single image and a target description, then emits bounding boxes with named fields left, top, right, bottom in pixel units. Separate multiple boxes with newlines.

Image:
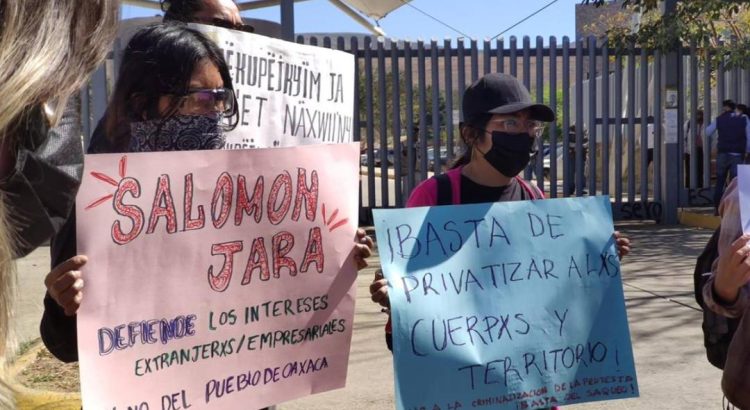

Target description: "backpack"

left=694, top=226, right=741, bottom=370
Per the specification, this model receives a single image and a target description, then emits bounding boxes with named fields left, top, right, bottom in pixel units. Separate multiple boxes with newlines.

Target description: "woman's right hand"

left=715, top=235, right=750, bottom=304
left=369, top=269, right=390, bottom=308
left=45, top=255, right=87, bottom=316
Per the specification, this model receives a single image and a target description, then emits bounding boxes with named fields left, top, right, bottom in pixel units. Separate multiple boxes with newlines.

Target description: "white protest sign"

left=738, top=165, right=750, bottom=233
left=194, top=24, right=355, bottom=149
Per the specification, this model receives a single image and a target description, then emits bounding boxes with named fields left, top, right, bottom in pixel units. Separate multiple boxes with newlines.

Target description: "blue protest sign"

left=373, top=196, right=638, bottom=410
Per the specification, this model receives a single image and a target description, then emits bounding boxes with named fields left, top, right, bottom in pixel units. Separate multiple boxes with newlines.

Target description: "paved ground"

left=13, top=222, right=725, bottom=409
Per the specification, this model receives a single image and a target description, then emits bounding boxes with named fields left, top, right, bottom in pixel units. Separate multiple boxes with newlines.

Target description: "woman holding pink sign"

left=41, top=23, right=373, bottom=408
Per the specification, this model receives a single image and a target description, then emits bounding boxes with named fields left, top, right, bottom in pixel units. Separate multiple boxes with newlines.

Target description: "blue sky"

left=121, top=0, right=578, bottom=42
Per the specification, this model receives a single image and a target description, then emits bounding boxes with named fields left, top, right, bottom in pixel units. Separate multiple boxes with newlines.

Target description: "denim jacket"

left=702, top=178, right=750, bottom=408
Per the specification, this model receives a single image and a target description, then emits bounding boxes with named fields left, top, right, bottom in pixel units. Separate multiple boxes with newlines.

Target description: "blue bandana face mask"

left=129, top=114, right=225, bottom=152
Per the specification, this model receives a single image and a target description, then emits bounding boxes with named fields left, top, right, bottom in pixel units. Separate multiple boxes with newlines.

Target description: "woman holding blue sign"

left=371, top=73, right=630, bottom=308
left=369, top=74, right=632, bottom=400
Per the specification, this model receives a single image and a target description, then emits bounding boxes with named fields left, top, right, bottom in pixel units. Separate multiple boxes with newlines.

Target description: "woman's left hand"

left=353, top=228, right=374, bottom=270
left=614, top=231, right=631, bottom=259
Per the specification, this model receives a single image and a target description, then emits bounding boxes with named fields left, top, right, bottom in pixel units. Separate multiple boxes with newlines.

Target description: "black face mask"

left=481, top=131, right=535, bottom=177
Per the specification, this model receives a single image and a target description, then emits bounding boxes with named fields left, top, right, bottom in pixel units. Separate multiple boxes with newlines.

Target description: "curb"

left=9, top=340, right=81, bottom=410
left=678, top=208, right=720, bottom=230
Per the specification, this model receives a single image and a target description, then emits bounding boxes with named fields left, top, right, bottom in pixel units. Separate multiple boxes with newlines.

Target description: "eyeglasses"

left=490, top=118, right=546, bottom=138
left=177, top=88, right=236, bottom=117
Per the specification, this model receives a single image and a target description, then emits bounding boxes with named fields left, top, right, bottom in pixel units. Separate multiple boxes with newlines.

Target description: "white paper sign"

left=194, top=24, right=355, bottom=149
left=738, top=165, right=750, bottom=234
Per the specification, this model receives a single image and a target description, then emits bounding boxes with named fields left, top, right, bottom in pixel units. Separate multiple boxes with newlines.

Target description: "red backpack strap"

left=515, top=176, right=545, bottom=200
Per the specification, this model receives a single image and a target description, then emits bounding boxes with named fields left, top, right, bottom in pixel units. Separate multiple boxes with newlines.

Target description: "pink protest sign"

left=75, top=143, right=360, bottom=409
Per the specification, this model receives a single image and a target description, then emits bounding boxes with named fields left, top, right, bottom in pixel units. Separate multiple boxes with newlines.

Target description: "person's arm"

left=703, top=179, right=750, bottom=318
left=744, top=117, right=750, bottom=154
left=40, top=292, right=79, bottom=363
left=40, top=214, right=80, bottom=363
left=705, top=120, right=717, bottom=139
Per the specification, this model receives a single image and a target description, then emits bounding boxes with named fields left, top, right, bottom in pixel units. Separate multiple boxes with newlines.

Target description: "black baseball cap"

left=462, top=73, right=556, bottom=123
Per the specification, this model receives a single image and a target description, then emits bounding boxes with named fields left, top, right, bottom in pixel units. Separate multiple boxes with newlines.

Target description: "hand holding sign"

left=614, top=231, right=631, bottom=258
left=370, top=270, right=389, bottom=308
left=353, top=228, right=374, bottom=270
left=45, top=255, right=87, bottom=316
left=714, top=234, right=750, bottom=303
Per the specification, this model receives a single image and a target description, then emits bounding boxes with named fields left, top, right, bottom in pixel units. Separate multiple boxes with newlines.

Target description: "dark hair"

left=105, top=23, right=238, bottom=151
left=451, top=114, right=493, bottom=169
left=738, top=104, right=749, bottom=116
left=160, top=0, right=204, bottom=22
left=723, top=99, right=736, bottom=110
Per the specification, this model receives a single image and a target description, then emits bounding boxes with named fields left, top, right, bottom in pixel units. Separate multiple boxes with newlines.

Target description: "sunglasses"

left=177, top=88, right=237, bottom=118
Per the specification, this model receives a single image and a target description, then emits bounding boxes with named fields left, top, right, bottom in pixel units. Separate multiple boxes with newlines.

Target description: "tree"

left=581, top=0, right=750, bottom=68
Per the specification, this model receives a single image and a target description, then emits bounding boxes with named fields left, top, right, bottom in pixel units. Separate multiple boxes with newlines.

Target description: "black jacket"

left=40, top=115, right=108, bottom=362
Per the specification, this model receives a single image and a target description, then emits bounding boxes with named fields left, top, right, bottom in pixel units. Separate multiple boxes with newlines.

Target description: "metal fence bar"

left=676, top=45, right=686, bottom=211
left=588, top=36, right=597, bottom=196
left=549, top=36, right=559, bottom=198
left=689, top=43, right=698, bottom=190
left=575, top=38, right=584, bottom=196
left=444, top=39, right=455, bottom=165
left=431, top=40, right=441, bottom=176
left=363, top=37, right=376, bottom=208
left=523, top=36, right=533, bottom=180
left=535, top=36, right=545, bottom=191
left=718, top=56, right=725, bottom=114
left=703, top=50, right=712, bottom=188
left=351, top=37, right=363, bottom=215
left=601, top=40, right=610, bottom=197
left=522, top=36, right=532, bottom=92
left=497, top=39, right=504, bottom=73
left=376, top=38, right=389, bottom=207
left=457, top=38, right=467, bottom=121
left=614, top=52, right=624, bottom=205
left=418, top=40, right=429, bottom=181
left=627, top=44, right=637, bottom=204
left=483, top=39, right=492, bottom=75
left=391, top=40, right=403, bottom=207
left=405, top=41, right=416, bottom=199
left=510, top=36, right=518, bottom=77
left=562, top=36, right=571, bottom=197
left=734, top=65, right=741, bottom=102
left=351, top=37, right=362, bottom=146
left=654, top=50, right=663, bottom=202
left=639, top=46, right=649, bottom=205
left=470, top=39, right=479, bottom=83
